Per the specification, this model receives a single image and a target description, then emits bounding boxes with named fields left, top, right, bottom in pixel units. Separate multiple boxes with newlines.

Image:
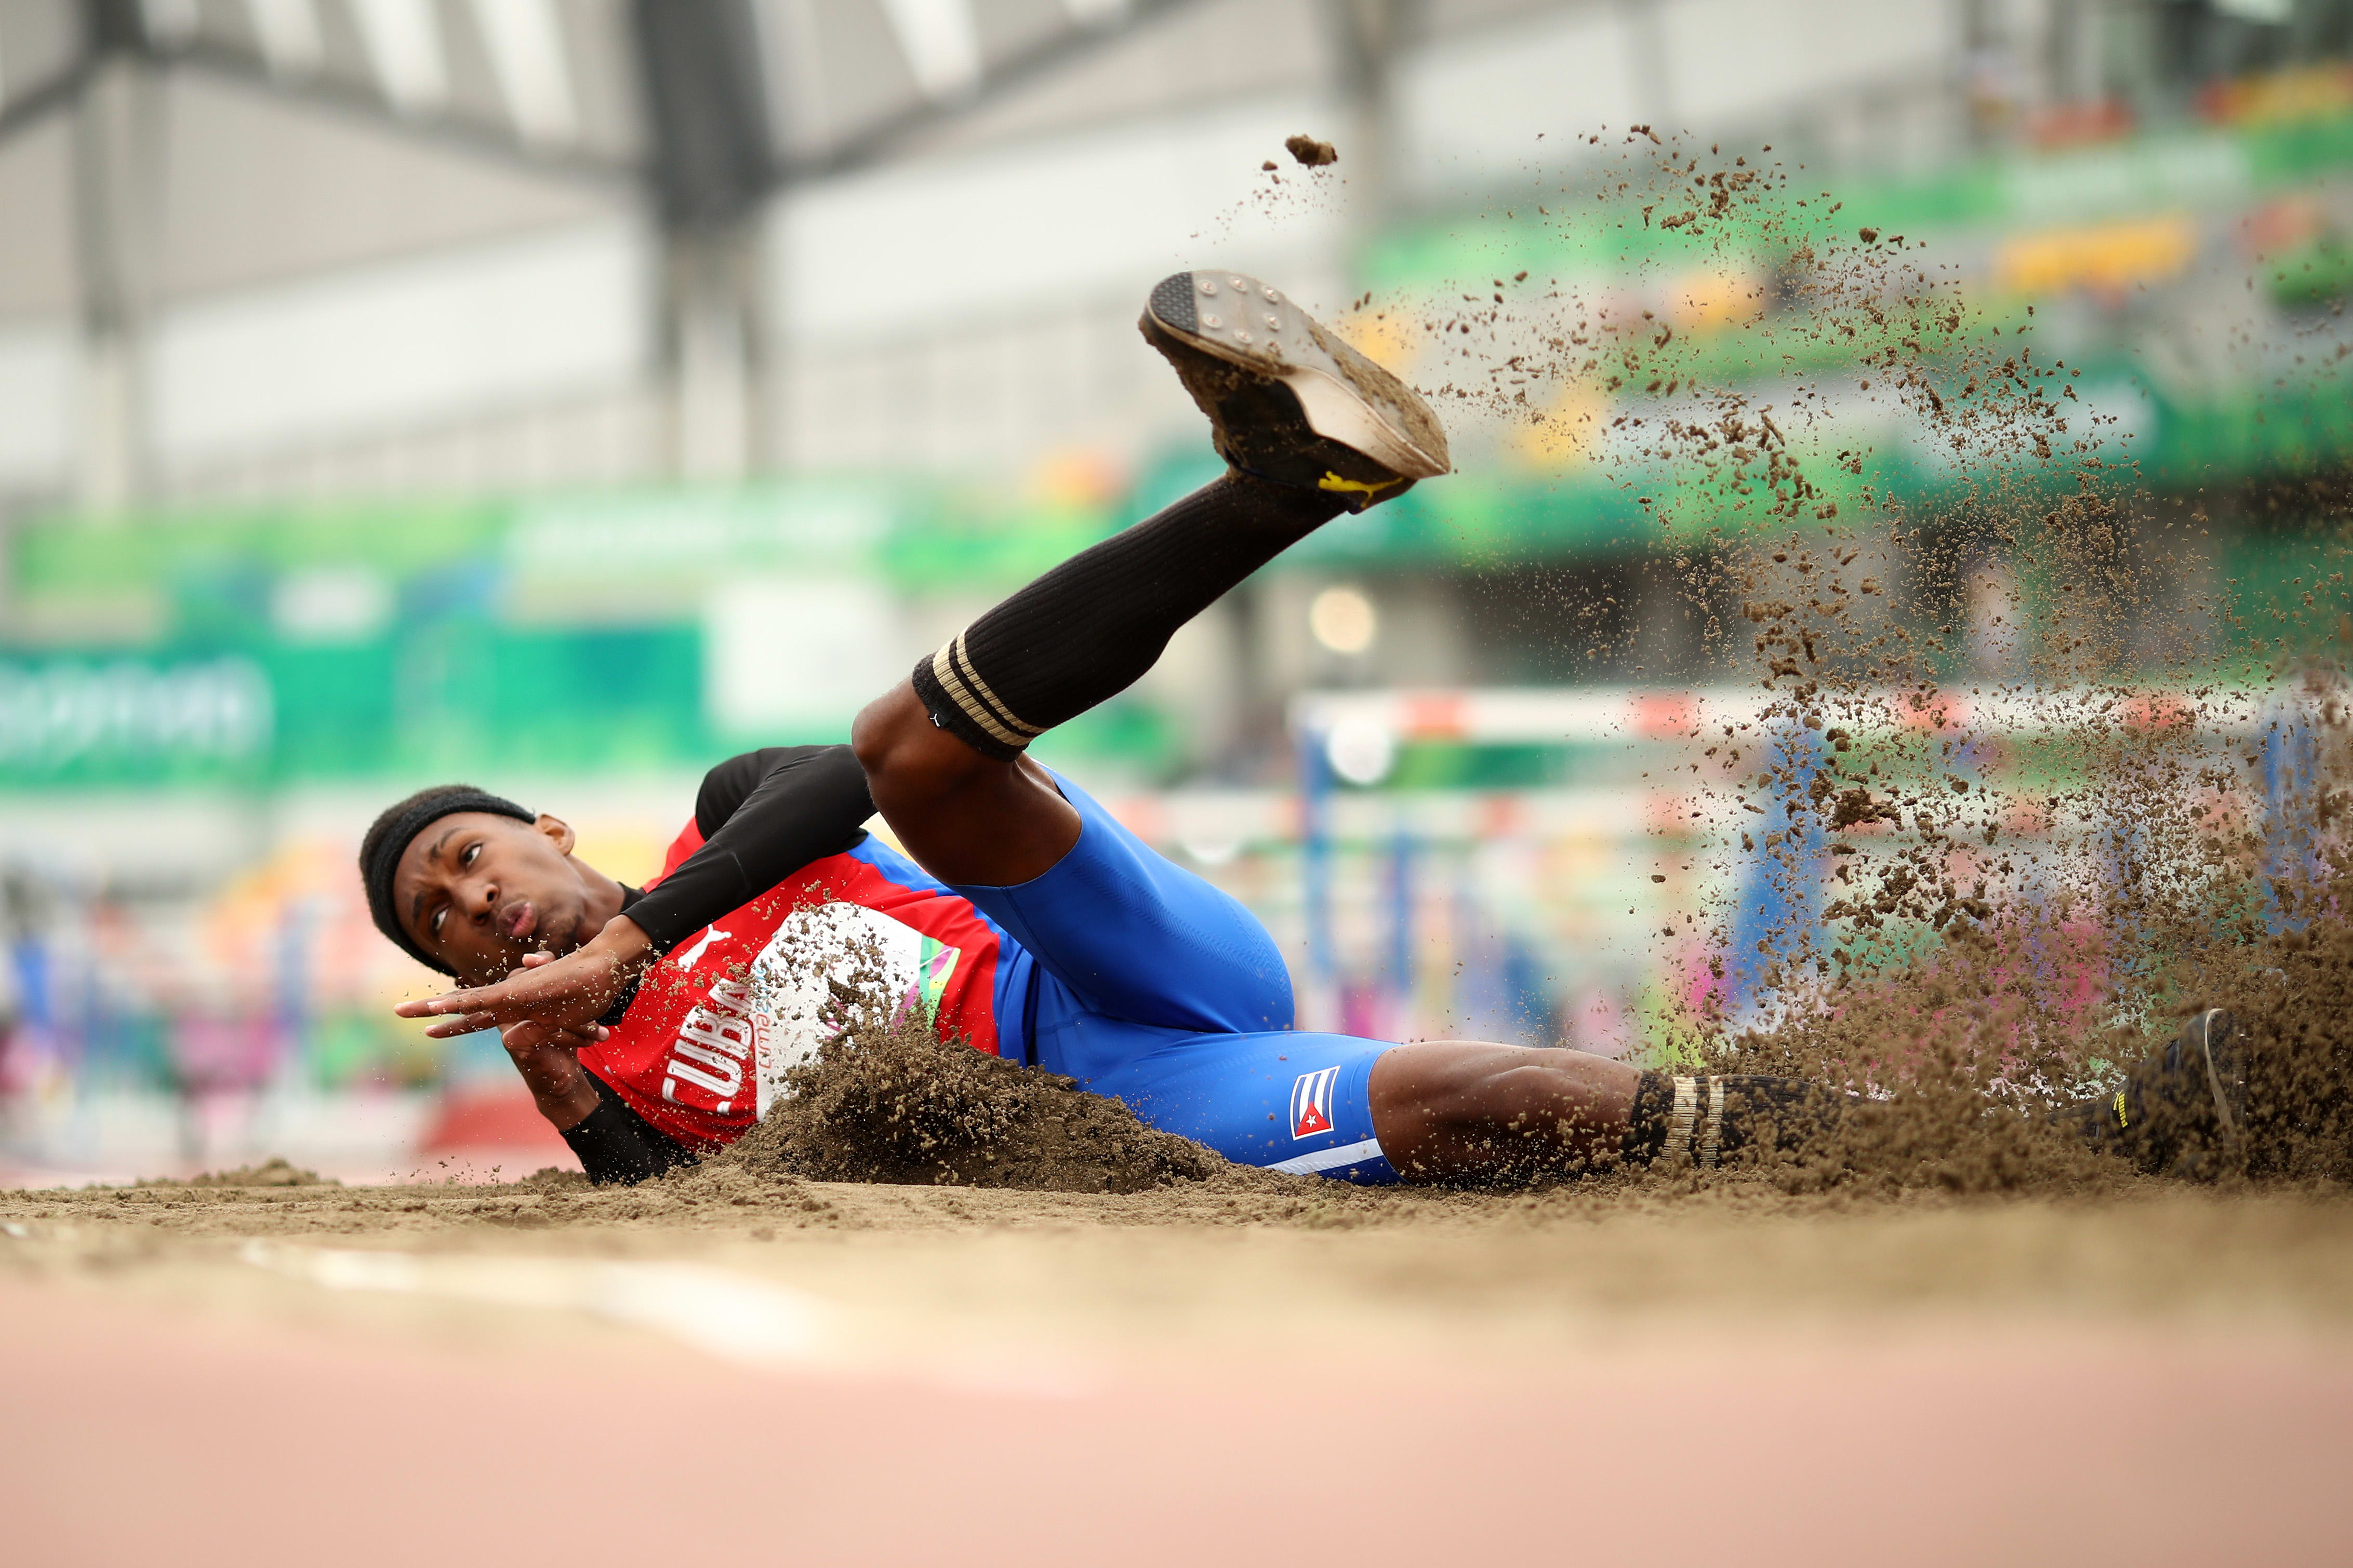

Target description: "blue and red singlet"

left=575, top=748, right=1399, bottom=1183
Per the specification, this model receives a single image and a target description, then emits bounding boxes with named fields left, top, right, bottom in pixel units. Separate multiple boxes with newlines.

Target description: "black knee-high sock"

left=1619, top=1070, right=1847, bottom=1169
left=912, top=474, right=1347, bottom=759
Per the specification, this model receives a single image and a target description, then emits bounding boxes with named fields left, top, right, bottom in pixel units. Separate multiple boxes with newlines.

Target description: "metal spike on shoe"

left=1141, top=270, right=1449, bottom=510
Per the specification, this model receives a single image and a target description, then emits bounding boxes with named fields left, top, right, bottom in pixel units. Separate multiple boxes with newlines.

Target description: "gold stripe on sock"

left=1668, top=1076, right=1698, bottom=1164
left=930, top=644, right=1030, bottom=750
left=1700, top=1076, right=1724, bottom=1170
left=949, top=632, right=1043, bottom=739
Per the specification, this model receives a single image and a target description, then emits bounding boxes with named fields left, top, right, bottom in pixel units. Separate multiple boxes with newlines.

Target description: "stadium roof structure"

left=0, top=0, right=1311, bottom=508
left=0, top=0, right=1204, bottom=219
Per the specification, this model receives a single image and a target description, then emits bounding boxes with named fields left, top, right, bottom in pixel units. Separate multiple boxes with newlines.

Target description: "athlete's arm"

left=623, top=744, right=876, bottom=950
left=397, top=745, right=876, bottom=1039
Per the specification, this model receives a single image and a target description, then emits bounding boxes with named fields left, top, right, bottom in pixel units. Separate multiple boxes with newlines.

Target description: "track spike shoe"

left=1141, top=270, right=1448, bottom=512
left=2105, top=1007, right=2248, bottom=1177
left=2165, top=1007, right=2246, bottom=1177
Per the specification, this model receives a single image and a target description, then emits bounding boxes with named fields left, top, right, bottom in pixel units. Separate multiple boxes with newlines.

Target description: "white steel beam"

left=470, top=0, right=577, bottom=146
left=350, top=0, right=449, bottom=115
left=878, top=0, right=981, bottom=102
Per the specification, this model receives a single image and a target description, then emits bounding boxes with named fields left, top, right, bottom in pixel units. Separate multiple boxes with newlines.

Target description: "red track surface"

left=3, top=1278, right=2342, bottom=1566
left=417, top=1085, right=577, bottom=1159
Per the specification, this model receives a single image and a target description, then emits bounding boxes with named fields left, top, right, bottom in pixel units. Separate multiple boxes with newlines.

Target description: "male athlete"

left=366, top=273, right=2245, bottom=1186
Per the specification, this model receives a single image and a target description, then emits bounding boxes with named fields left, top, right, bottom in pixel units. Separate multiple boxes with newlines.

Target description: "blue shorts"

left=950, top=775, right=1399, bottom=1184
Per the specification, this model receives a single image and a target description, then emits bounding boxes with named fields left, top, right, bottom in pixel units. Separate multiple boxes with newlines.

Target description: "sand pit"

left=7, top=1154, right=2351, bottom=1386
left=14, top=995, right=2349, bottom=1362
left=6, top=1159, right=2351, bottom=1567
left=8, top=979, right=2349, bottom=1563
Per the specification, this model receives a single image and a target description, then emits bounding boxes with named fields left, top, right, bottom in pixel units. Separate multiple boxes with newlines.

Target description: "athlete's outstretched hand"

left=394, top=916, right=653, bottom=1040
left=498, top=1015, right=608, bottom=1131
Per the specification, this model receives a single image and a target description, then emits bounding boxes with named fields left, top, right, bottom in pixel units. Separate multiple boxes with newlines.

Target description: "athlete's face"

left=392, top=811, right=602, bottom=986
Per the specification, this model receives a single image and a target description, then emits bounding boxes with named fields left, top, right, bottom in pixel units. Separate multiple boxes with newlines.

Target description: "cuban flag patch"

left=1290, top=1066, right=1339, bottom=1140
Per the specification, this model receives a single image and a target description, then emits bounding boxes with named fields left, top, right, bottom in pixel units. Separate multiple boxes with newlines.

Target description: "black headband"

left=363, top=790, right=536, bottom=975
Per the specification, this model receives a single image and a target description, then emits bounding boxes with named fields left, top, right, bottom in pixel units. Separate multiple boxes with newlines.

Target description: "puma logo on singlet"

left=674, top=924, right=732, bottom=968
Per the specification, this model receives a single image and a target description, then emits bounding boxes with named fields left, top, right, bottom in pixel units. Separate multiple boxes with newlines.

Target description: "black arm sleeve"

left=560, top=1073, right=697, bottom=1186
left=622, top=744, right=876, bottom=952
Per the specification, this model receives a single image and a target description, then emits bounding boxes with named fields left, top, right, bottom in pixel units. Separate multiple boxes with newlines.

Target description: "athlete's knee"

left=851, top=681, right=983, bottom=812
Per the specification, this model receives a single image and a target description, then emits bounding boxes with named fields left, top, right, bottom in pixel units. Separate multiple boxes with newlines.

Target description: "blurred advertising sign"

left=0, top=655, right=273, bottom=780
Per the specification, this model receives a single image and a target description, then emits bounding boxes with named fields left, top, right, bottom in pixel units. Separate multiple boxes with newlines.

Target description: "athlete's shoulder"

left=648, top=816, right=704, bottom=888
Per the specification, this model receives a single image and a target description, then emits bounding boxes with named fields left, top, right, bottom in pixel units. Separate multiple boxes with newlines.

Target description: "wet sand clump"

left=713, top=1009, right=1288, bottom=1196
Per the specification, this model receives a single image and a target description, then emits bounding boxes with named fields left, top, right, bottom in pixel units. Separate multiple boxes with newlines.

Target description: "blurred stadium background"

left=0, top=0, right=2347, bottom=1181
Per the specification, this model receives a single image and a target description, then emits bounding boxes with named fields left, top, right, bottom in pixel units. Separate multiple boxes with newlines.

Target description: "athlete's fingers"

left=419, top=996, right=593, bottom=1035
left=408, top=1003, right=482, bottom=1034
left=393, top=988, right=501, bottom=1019
left=394, top=965, right=593, bottom=1021
left=415, top=987, right=615, bottom=1038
